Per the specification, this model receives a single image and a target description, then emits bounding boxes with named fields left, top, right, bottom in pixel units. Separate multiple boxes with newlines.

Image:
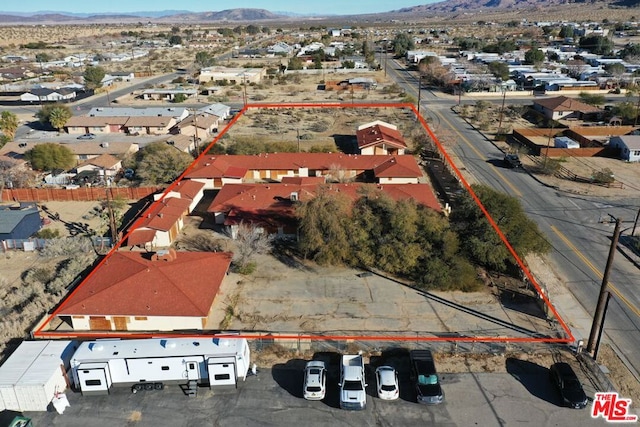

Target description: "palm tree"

left=48, top=106, right=72, bottom=132
left=0, top=111, right=19, bottom=140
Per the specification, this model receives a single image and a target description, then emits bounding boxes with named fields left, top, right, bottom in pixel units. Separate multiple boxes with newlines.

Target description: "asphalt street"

left=384, top=57, right=640, bottom=379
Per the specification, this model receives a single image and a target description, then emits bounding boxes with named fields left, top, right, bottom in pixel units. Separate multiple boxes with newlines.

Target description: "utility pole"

left=193, top=109, right=199, bottom=154
left=417, top=75, right=422, bottom=116
left=633, top=206, right=640, bottom=236
left=497, top=86, right=507, bottom=132
left=544, top=122, right=555, bottom=168
left=586, top=217, right=622, bottom=356
left=105, top=188, right=118, bottom=245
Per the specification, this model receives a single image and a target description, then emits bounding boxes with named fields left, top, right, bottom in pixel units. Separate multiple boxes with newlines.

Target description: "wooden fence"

left=1, top=186, right=163, bottom=202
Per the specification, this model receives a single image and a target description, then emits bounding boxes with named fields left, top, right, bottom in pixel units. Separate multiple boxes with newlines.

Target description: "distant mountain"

left=0, top=8, right=285, bottom=23
left=392, top=0, right=609, bottom=13
left=165, top=8, right=284, bottom=22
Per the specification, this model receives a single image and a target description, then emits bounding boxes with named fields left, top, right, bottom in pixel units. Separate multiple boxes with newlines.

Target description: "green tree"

left=612, top=101, right=637, bottom=122
left=246, top=24, right=260, bottom=35
left=173, top=93, right=187, bottom=103
left=578, top=92, right=606, bottom=106
left=524, top=48, right=545, bottom=65
left=488, top=61, right=510, bottom=81
left=48, top=106, right=72, bottom=131
left=620, top=43, right=640, bottom=60
left=579, top=34, right=613, bottom=55
left=0, top=111, right=19, bottom=140
left=287, top=56, right=303, bottom=70
left=36, top=104, right=71, bottom=131
left=35, top=52, right=51, bottom=63
left=342, top=60, right=355, bottom=69
left=168, top=35, right=182, bottom=46
left=296, top=188, right=353, bottom=265
left=25, top=143, right=75, bottom=171
left=83, top=65, right=106, bottom=90
left=450, top=184, right=551, bottom=272
left=195, top=51, right=215, bottom=68
left=392, top=32, right=415, bottom=57
left=558, top=25, right=574, bottom=39
left=135, top=141, right=193, bottom=185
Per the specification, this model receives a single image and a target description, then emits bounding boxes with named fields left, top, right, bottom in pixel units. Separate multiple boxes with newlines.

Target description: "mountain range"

left=0, top=0, right=636, bottom=24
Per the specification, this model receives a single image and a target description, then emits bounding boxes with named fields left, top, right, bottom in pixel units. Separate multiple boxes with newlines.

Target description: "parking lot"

left=24, top=352, right=607, bottom=427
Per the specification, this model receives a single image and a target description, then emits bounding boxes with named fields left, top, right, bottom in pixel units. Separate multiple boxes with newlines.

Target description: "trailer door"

left=185, top=360, right=200, bottom=382
left=207, top=357, right=237, bottom=387
left=77, top=363, right=111, bottom=396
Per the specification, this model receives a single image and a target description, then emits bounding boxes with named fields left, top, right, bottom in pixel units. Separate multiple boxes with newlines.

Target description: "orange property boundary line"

left=33, top=101, right=574, bottom=344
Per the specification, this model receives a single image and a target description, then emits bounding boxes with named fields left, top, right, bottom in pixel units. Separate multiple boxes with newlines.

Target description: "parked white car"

left=303, top=361, right=326, bottom=400
left=375, top=366, right=399, bottom=400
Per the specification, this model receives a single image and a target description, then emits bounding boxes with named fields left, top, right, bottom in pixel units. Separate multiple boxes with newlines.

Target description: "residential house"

left=185, top=153, right=423, bottom=190
left=162, top=134, right=198, bottom=154
left=0, top=140, right=139, bottom=163
left=76, top=153, right=123, bottom=178
left=140, top=87, right=198, bottom=101
left=55, top=249, right=233, bottom=331
left=87, top=107, right=189, bottom=122
left=126, top=180, right=205, bottom=248
left=198, top=67, right=265, bottom=84
left=20, top=88, right=76, bottom=103
left=170, top=113, right=219, bottom=138
left=268, top=41, right=294, bottom=55
left=105, top=71, right=135, bottom=82
left=609, top=135, right=640, bottom=162
left=0, top=66, right=36, bottom=81
left=208, top=182, right=441, bottom=238
left=0, top=203, right=41, bottom=240
left=356, top=121, right=407, bottom=155
left=198, top=103, right=231, bottom=120
left=123, top=116, right=176, bottom=135
left=65, top=116, right=128, bottom=134
left=532, top=96, right=602, bottom=121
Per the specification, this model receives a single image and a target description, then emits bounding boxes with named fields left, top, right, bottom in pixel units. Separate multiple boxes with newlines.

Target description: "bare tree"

left=0, top=158, right=35, bottom=200
left=233, top=222, right=274, bottom=269
left=175, top=232, right=226, bottom=252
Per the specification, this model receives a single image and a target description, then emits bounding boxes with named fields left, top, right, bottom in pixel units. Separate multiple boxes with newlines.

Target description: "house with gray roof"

left=609, top=135, right=640, bottom=162
left=0, top=203, right=41, bottom=240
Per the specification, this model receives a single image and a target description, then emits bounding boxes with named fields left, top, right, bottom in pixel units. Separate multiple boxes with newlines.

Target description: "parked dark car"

left=503, top=153, right=522, bottom=168
left=410, top=350, right=444, bottom=404
left=549, top=362, right=589, bottom=409
left=77, top=133, right=96, bottom=140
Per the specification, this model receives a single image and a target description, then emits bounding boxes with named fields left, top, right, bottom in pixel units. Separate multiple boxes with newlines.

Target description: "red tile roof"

left=186, top=153, right=421, bottom=180
left=173, top=180, right=205, bottom=200
left=126, top=229, right=157, bottom=246
left=356, top=123, right=407, bottom=150
left=373, top=156, right=422, bottom=178
left=138, top=197, right=189, bottom=231
left=57, top=251, right=233, bottom=317
left=281, top=176, right=326, bottom=185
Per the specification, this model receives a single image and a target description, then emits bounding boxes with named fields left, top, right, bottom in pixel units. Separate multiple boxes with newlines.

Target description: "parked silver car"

left=303, top=361, right=326, bottom=401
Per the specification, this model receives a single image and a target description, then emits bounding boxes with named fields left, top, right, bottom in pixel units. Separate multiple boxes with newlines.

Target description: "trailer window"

left=85, top=379, right=102, bottom=386
left=214, top=374, right=231, bottom=381
left=161, top=366, right=170, bottom=371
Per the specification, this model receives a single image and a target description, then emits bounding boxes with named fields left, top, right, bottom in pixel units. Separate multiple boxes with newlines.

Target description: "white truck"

left=70, top=337, right=250, bottom=396
left=339, top=354, right=367, bottom=410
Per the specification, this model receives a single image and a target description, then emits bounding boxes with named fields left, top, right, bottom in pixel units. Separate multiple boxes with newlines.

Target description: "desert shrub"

left=33, top=228, right=61, bottom=239
left=232, top=261, right=256, bottom=275
left=591, top=168, right=615, bottom=184
left=40, top=237, right=93, bottom=258
left=308, top=120, right=330, bottom=133
left=175, top=232, right=225, bottom=252
left=252, top=94, right=267, bottom=101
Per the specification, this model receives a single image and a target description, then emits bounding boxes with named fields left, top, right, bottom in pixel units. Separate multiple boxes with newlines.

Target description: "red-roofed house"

left=127, top=197, right=191, bottom=248
left=356, top=120, right=407, bottom=155
left=208, top=182, right=441, bottom=238
left=532, top=96, right=602, bottom=121
left=155, top=180, right=206, bottom=213
left=186, top=153, right=422, bottom=189
left=76, top=153, right=122, bottom=178
left=56, top=250, right=233, bottom=331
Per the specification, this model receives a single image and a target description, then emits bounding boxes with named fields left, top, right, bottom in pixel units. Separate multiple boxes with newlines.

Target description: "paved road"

left=383, top=57, right=640, bottom=379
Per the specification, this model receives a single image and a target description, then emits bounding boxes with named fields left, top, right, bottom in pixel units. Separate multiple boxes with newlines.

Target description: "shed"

left=0, top=340, right=76, bottom=411
left=0, top=204, right=42, bottom=240
left=554, top=136, right=580, bottom=149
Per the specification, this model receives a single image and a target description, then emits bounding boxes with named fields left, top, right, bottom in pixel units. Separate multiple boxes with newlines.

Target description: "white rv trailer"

left=70, top=337, right=250, bottom=396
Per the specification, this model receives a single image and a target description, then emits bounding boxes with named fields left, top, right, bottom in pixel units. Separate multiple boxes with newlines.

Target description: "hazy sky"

left=2, top=1, right=435, bottom=15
